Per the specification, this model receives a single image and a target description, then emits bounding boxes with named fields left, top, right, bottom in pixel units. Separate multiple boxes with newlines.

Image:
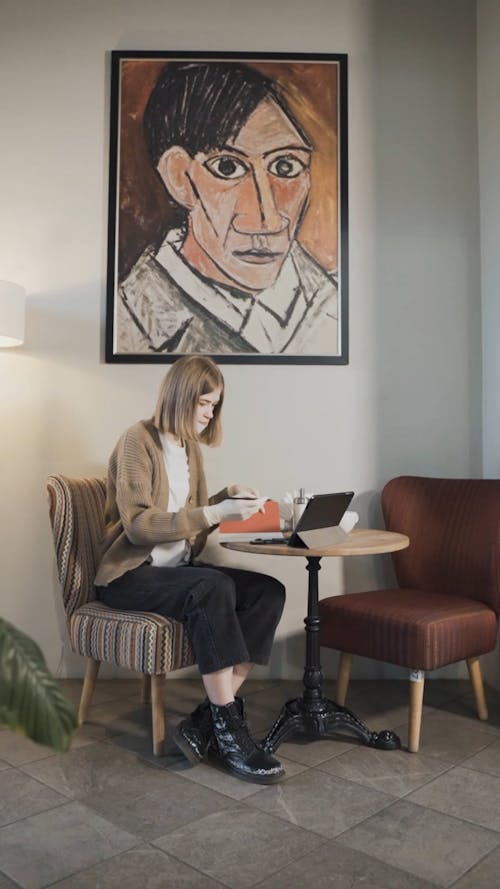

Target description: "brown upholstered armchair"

left=47, top=474, right=195, bottom=755
left=319, top=476, right=500, bottom=752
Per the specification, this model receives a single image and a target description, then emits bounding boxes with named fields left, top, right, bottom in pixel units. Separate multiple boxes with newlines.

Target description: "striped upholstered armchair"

left=47, top=474, right=195, bottom=755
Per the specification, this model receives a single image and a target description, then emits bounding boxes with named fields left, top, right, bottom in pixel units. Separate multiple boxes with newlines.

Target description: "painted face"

left=175, top=98, right=312, bottom=292
left=194, top=388, right=221, bottom=433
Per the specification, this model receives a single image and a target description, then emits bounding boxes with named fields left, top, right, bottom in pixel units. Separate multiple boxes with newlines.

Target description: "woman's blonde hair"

left=153, top=356, right=224, bottom=446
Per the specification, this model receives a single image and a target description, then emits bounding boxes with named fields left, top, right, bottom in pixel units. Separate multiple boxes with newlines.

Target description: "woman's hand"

left=204, top=498, right=263, bottom=525
left=227, top=484, right=260, bottom=499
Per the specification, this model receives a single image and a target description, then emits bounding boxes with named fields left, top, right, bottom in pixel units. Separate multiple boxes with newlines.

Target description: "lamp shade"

left=0, top=281, right=26, bottom=347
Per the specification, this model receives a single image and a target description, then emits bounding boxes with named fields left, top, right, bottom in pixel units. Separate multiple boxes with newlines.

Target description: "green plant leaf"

left=0, top=617, right=79, bottom=752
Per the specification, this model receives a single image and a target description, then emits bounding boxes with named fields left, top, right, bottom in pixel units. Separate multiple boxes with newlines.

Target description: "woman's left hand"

left=227, top=484, right=260, bottom=499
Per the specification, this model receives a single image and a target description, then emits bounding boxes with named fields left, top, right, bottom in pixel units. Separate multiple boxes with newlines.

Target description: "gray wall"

left=0, top=0, right=490, bottom=683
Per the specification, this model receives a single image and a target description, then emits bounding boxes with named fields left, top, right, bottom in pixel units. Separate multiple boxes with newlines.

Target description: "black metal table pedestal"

left=261, top=556, right=401, bottom=753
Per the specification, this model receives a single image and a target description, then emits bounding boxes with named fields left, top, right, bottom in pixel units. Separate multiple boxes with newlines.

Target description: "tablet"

left=290, top=490, right=355, bottom=548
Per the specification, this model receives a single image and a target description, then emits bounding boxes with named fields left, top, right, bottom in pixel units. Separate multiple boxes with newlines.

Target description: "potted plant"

left=0, top=617, right=78, bottom=752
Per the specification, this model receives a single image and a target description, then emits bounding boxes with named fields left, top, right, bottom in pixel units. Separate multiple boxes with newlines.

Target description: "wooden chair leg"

left=408, top=669, right=425, bottom=753
left=79, top=658, right=100, bottom=723
left=151, top=673, right=166, bottom=757
left=336, top=652, right=352, bottom=706
left=141, top=674, right=152, bottom=706
left=467, top=657, right=488, bottom=720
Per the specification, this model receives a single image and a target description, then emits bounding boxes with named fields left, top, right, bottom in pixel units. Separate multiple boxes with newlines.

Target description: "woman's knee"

left=262, top=576, right=286, bottom=616
left=186, top=569, right=237, bottom=612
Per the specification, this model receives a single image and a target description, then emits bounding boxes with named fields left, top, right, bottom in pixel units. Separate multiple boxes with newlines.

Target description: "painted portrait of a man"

left=106, top=53, right=348, bottom=363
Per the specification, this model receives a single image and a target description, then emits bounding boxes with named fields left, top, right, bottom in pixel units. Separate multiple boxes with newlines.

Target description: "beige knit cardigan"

left=94, top=418, right=228, bottom=587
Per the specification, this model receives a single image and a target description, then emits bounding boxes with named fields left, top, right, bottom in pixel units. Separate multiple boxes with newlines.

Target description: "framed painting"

left=105, top=51, right=348, bottom=364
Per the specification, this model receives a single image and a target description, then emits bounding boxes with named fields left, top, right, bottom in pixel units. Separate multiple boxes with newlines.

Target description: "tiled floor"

left=2, top=677, right=500, bottom=888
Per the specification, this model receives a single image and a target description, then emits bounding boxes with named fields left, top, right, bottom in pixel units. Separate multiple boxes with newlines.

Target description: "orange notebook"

left=219, top=500, right=281, bottom=540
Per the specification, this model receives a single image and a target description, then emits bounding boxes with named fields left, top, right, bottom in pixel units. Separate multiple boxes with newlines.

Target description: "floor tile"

left=343, top=679, right=471, bottom=715
left=57, top=678, right=140, bottom=707
left=0, top=871, right=20, bottom=889
left=84, top=771, right=233, bottom=841
left=97, top=677, right=146, bottom=697
left=0, top=768, right=67, bottom=826
left=451, top=845, right=500, bottom=888
left=0, top=801, right=137, bottom=889
left=5, top=678, right=500, bottom=889
left=272, top=735, right=355, bottom=766
left=341, top=687, right=443, bottom=736
left=243, top=680, right=304, bottom=712
left=237, top=677, right=283, bottom=696
left=430, top=693, right=500, bottom=736
left=167, top=752, right=307, bottom=800
left=154, top=804, right=323, bottom=888
left=49, top=845, right=226, bottom=888
left=408, top=765, right=500, bottom=832
left=255, top=838, right=439, bottom=889
left=393, top=710, right=494, bottom=762
left=337, top=799, right=500, bottom=887
left=86, top=699, right=150, bottom=735
left=240, top=698, right=283, bottom=733
left=246, top=767, right=394, bottom=838
left=427, top=678, right=476, bottom=698
left=22, top=739, right=232, bottom=840
left=69, top=719, right=120, bottom=745
left=352, top=704, right=411, bottom=733
left=162, top=678, right=207, bottom=714
left=0, top=730, right=57, bottom=766
left=108, top=725, right=183, bottom=765
left=21, top=739, right=171, bottom=798
left=461, top=737, right=500, bottom=778
left=317, top=745, right=451, bottom=797
left=165, top=753, right=264, bottom=800
left=342, top=679, right=410, bottom=709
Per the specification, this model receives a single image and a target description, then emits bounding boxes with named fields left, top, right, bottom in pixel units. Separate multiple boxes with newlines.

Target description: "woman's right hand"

left=227, top=484, right=260, bottom=499
left=204, top=498, right=262, bottom=525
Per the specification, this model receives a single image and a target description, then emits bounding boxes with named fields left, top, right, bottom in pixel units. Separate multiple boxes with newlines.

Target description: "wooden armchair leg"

left=79, top=658, right=100, bottom=723
left=337, top=652, right=352, bottom=706
left=141, top=674, right=152, bottom=706
left=151, top=673, right=166, bottom=757
left=408, top=670, right=425, bottom=753
left=467, top=657, right=488, bottom=720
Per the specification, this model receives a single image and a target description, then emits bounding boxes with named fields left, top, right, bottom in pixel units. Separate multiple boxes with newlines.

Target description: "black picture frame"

left=105, top=51, right=348, bottom=364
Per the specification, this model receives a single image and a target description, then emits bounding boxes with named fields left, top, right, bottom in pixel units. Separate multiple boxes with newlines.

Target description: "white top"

left=150, top=433, right=191, bottom=567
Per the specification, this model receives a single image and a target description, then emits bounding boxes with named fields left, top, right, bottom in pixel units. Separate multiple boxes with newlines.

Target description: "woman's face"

left=194, top=387, right=222, bottom=433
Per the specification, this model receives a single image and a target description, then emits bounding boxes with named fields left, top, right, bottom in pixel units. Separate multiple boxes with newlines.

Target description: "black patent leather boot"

left=210, top=701, right=284, bottom=784
left=173, top=698, right=212, bottom=764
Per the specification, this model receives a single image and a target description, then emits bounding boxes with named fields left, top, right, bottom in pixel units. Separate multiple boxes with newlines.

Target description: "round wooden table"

left=223, top=528, right=410, bottom=752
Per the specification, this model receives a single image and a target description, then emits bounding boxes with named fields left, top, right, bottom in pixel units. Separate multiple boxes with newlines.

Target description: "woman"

left=94, top=355, right=286, bottom=783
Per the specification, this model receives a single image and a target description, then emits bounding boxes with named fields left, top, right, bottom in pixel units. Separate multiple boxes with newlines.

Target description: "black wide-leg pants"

left=96, top=562, right=286, bottom=675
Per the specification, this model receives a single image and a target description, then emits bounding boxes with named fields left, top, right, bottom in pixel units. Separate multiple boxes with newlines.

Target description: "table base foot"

left=261, top=698, right=401, bottom=753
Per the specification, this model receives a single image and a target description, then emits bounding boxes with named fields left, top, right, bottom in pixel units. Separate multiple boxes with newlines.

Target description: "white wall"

left=0, top=0, right=483, bottom=681
left=477, top=0, right=500, bottom=690
left=478, top=0, right=500, bottom=480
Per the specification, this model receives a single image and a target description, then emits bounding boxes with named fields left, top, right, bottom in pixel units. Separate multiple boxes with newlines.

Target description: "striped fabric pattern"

left=47, top=474, right=195, bottom=674
left=319, top=588, right=498, bottom=671
left=319, top=476, right=500, bottom=671
left=69, top=602, right=194, bottom=674
left=47, top=475, right=107, bottom=616
left=383, top=476, right=500, bottom=613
